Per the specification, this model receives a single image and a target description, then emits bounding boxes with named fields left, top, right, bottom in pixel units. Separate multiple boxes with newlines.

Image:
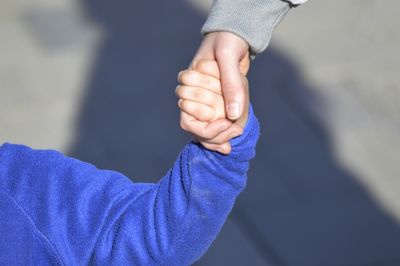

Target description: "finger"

left=197, top=124, right=243, bottom=145
left=180, top=112, right=232, bottom=139
left=178, top=100, right=215, bottom=122
left=190, top=49, right=214, bottom=71
left=180, top=111, right=232, bottom=139
left=201, top=142, right=232, bottom=155
left=178, top=70, right=221, bottom=95
left=216, top=56, right=245, bottom=120
left=175, top=85, right=224, bottom=111
left=192, top=59, right=220, bottom=79
left=239, top=50, right=251, bottom=76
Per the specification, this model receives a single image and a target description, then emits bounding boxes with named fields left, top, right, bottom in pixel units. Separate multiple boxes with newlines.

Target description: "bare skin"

left=190, top=32, right=251, bottom=121
left=176, top=59, right=249, bottom=154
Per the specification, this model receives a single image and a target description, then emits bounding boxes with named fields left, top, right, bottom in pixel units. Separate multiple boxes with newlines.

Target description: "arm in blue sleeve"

left=0, top=106, right=259, bottom=265
left=94, top=105, right=260, bottom=265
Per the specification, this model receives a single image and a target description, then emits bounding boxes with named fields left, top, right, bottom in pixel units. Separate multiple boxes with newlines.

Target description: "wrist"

left=201, top=0, right=290, bottom=54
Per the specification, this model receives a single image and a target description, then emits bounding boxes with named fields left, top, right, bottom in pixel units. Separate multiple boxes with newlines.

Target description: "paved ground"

left=1, top=0, right=400, bottom=265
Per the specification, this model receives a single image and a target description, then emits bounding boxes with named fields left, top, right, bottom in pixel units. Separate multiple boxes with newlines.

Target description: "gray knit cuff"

left=201, top=0, right=290, bottom=55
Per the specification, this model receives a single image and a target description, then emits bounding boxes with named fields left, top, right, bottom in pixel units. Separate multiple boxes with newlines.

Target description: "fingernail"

left=227, top=102, right=240, bottom=120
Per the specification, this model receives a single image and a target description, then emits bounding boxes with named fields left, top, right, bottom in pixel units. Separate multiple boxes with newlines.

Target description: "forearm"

left=0, top=107, right=259, bottom=265
left=92, top=106, right=260, bottom=264
left=154, top=104, right=260, bottom=264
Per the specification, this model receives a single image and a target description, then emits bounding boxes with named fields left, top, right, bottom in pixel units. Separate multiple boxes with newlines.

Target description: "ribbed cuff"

left=201, top=0, right=290, bottom=55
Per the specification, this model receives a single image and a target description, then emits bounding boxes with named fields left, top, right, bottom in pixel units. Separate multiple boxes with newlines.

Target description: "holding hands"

left=176, top=59, right=249, bottom=154
left=191, top=32, right=251, bottom=121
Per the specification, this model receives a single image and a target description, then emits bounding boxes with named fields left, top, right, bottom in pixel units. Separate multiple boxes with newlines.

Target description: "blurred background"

left=1, top=0, right=400, bottom=265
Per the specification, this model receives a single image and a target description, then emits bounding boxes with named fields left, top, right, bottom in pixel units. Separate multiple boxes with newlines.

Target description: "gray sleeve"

left=201, top=0, right=291, bottom=55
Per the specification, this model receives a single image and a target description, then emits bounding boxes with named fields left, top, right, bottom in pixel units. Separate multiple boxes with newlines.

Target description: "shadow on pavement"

left=68, top=0, right=400, bottom=265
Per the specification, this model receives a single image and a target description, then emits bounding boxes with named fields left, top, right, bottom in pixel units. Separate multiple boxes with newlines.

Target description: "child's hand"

left=176, top=59, right=249, bottom=154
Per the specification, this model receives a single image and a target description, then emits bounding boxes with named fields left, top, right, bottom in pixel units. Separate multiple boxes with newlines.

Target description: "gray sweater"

left=202, top=0, right=307, bottom=55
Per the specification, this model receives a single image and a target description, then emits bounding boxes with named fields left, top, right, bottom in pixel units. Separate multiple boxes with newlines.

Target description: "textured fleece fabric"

left=0, top=105, right=259, bottom=265
left=202, top=0, right=308, bottom=55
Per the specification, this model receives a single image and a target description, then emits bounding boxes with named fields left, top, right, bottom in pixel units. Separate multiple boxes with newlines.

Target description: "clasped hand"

left=176, top=59, right=249, bottom=154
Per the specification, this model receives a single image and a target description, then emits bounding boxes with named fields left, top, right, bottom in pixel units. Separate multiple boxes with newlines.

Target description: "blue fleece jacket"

left=0, top=106, right=259, bottom=265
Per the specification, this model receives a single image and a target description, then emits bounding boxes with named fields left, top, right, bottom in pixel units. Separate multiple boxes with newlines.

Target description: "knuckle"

left=181, top=100, right=190, bottom=110
left=191, top=59, right=202, bottom=71
left=221, top=86, right=244, bottom=103
left=178, top=70, right=189, bottom=84
left=218, top=135, right=230, bottom=144
left=212, top=137, right=224, bottom=145
left=177, top=71, right=183, bottom=82
left=222, top=81, right=241, bottom=91
left=215, top=47, right=235, bottom=59
left=234, top=124, right=244, bottom=134
left=175, top=85, right=182, bottom=97
left=201, top=142, right=213, bottom=151
left=180, top=119, right=189, bottom=131
left=201, top=127, right=211, bottom=139
left=197, top=60, right=210, bottom=72
left=178, top=86, right=190, bottom=99
left=223, top=145, right=232, bottom=154
left=180, top=71, right=195, bottom=85
left=177, top=99, right=183, bottom=108
left=179, top=119, right=186, bottom=130
left=178, top=70, right=189, bottom=83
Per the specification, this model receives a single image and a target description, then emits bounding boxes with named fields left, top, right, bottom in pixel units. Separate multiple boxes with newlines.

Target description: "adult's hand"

left=190, top=31, right=251, bottom=121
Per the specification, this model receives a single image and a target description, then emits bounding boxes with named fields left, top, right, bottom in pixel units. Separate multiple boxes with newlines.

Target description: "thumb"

left=218, top=56, right=245, bottom=120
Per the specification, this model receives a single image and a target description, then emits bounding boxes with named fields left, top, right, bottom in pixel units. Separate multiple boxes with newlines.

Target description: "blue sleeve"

left=0, top=105, right=259, bottom=265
